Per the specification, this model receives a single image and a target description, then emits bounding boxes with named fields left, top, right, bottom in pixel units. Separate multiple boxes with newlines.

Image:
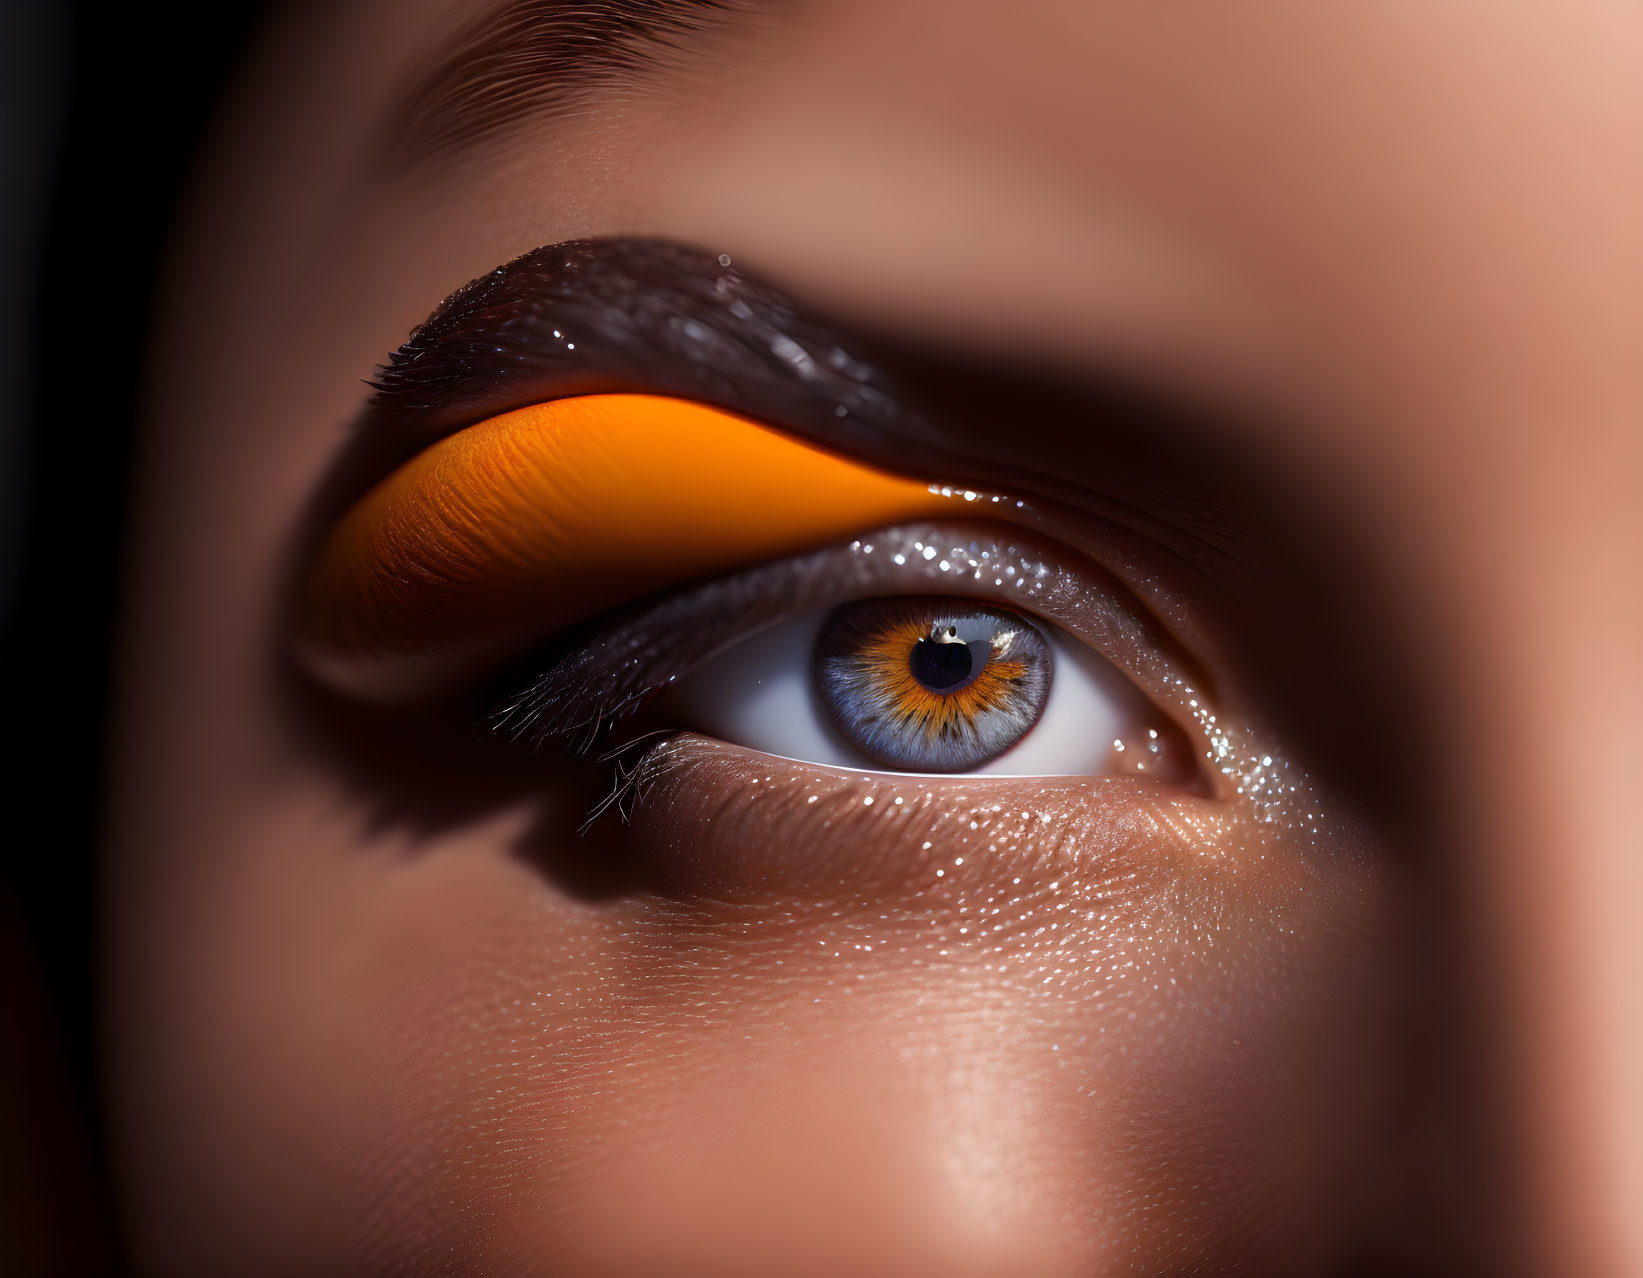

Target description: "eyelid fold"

left=299, top=394, right=992, bottom=694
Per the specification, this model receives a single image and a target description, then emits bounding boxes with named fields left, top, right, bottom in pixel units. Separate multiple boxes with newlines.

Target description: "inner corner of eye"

left=652, top=595, right=1195, bottom=781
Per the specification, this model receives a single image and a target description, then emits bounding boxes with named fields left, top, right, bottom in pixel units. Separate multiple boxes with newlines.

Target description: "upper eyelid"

left=295, top=396, right=973, bottom=700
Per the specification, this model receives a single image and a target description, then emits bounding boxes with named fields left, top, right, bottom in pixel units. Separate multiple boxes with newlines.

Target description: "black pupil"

left=910, top=637, right=974, bottom=691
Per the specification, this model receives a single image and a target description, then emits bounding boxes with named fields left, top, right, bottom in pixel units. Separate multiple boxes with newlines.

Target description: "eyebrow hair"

left=384, top=0, right=768, bottom=167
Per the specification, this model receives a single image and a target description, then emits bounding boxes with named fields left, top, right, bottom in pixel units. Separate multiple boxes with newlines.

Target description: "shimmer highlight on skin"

left=301, top=394, right=979, bottom=685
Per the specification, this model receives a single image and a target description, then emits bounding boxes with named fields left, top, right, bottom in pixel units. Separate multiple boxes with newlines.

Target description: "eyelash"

left=488, top=519, right=1206, bottom=789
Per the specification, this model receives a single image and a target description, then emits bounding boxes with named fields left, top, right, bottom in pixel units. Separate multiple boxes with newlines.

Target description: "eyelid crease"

left=299, top=394, right=990, bottom=695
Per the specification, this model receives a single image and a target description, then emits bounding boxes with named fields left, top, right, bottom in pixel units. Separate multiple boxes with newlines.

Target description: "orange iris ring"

left=852, top=617, right=1033, bottom=744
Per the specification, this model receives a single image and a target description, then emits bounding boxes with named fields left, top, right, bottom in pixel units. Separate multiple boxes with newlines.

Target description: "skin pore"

left=107, top=2, right=1641, bottom=1275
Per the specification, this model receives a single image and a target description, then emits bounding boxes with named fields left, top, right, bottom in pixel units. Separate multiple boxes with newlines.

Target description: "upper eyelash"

left=490, top=543, right=843, bottom=751
left=489, top=520, right=1172, bottom=758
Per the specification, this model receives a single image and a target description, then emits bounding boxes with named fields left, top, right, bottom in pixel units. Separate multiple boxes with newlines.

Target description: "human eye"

left=491, top=510, right=1203, bottom=787
left=301, top=409, right=1235, bottom=901
left=293, top=239, right=1322, bottom=900
left=668, top=588, right=1170, bottom=778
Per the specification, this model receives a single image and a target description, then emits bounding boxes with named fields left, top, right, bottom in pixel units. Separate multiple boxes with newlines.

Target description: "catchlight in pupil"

left=910, top=630, right=982, bottom=692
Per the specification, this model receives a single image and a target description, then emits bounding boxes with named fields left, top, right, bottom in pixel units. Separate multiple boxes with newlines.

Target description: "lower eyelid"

left=576, top=735, right=1248, bottom=903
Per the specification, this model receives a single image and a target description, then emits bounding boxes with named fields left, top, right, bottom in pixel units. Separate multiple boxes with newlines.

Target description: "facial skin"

left=107, top=2, right=1641, bottom=1275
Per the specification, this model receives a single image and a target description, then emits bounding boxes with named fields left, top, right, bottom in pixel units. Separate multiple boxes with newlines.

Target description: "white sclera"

left=661, top=606, right=1143, bottom=776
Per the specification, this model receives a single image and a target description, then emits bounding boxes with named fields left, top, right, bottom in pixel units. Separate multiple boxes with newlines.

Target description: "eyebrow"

left=384, top=0, right=769, bottom=167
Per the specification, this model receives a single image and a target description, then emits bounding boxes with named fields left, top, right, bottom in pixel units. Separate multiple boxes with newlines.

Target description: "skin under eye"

left=665, top=596, right=1182, bottom=777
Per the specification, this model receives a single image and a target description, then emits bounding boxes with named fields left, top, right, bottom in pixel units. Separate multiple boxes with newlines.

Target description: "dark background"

left=3, top=2, right=262, bottom=1270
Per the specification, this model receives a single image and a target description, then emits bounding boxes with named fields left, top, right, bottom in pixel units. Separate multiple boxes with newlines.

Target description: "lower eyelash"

left=577, top=731, right=688, bottom=832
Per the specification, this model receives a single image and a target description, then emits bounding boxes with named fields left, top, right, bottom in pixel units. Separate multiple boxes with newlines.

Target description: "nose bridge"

left=1493, top=509, right=1640, bottom=1278
left=1420, top=400, right=1643, bottom=1277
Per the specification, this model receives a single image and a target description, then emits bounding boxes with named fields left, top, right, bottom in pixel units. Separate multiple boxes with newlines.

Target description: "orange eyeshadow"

left=300, top=394, right=979, bottom=683
left=851, top=612, right=1031, bottom=745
